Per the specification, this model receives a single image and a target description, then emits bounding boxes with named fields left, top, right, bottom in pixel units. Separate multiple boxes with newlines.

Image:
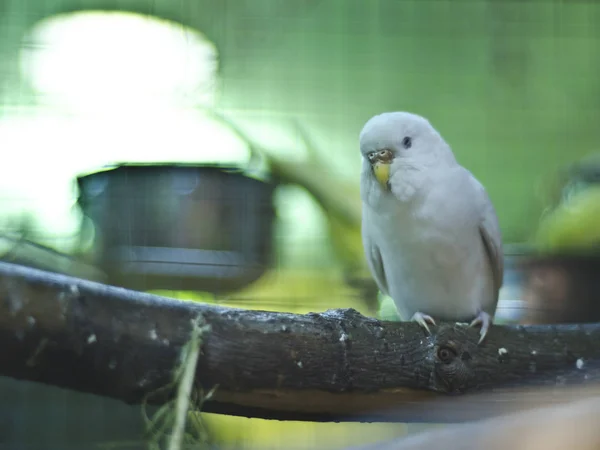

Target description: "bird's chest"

left=377, top=190, right=474, bottom=256
left=382, top=210, right=469, bottom=271
left=374, top=195, right=479, bottom=313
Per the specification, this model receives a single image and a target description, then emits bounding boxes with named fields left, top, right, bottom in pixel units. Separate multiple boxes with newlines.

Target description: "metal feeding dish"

left=76, top=163, right=276, bottom=293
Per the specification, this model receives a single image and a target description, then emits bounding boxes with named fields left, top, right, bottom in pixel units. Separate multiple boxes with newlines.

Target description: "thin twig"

left=167, top=317, right=209, bottom=450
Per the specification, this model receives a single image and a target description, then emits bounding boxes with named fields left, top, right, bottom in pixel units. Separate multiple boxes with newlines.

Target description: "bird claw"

left=469, top=311, right=492, bottom=344
left=411, top=312, right=436, bottom=335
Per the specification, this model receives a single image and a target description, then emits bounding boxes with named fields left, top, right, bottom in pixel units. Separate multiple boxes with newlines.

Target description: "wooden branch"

left=2, top=261, right=600, bottom=423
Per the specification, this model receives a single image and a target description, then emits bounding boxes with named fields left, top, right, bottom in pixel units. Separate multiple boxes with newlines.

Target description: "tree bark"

left=1, top=261, right=600, bottom=423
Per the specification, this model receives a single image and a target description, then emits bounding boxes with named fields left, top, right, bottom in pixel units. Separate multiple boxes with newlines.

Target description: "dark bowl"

left=76, top=164, right=276, bottom=293
left=519, top=254, right=600, bottom=324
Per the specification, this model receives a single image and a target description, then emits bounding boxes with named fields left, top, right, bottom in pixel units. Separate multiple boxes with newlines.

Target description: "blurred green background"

left=1, top=0, right=600, bottom=449
left=1, top=0, right=600, bottom=247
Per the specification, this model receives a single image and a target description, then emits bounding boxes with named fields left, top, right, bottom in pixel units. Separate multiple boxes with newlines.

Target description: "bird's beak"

left=368, top=149, right=393, bottom=189
left=373, top=162, right=391, bottom=189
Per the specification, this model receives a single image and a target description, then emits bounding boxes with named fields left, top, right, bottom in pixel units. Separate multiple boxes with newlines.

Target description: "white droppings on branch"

left=56, top=284, right=80, bottom=317
left=6, top=293, right=23, bottom=316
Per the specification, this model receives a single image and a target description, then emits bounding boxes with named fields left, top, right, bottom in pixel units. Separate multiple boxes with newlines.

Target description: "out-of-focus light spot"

left=19, top=11, right=218, bottom=110
left=0, top=11, right=253, bottom=247
left=15, top=10, right=250, bottom=165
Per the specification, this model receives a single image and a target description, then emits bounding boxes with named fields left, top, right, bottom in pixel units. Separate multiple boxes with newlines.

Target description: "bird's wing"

left=471, top=176, right=504, bottom=307
left=361, top=216, right=390, bottom=296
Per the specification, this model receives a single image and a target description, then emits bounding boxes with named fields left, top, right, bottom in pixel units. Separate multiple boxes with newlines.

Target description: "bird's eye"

left=402, top=137, right=412, bottom=149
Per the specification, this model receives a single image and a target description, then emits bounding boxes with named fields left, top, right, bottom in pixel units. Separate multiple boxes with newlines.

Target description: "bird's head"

left=359, top=111, right=455, bottom=190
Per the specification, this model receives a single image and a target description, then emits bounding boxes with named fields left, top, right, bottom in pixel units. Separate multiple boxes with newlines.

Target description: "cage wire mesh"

left=1, top=0, right=600, bottom=449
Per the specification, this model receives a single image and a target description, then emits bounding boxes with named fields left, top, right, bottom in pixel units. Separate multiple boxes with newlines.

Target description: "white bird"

left=360, top=112, right=504, bottom=343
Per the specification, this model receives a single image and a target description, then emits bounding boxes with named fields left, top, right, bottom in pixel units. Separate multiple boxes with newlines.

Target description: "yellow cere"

left=373, top=162, right=391, bottom=189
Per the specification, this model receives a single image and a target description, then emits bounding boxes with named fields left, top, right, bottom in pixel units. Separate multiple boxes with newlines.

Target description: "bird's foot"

left=410, top=312, right=436, bottom=335
left=469, top=311, right=493, bottom=344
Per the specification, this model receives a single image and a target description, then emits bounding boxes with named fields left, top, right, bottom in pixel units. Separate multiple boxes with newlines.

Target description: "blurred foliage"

left=200, top=414, right=410, bottom=450
left=534, top=184, right=600, bottom=254
left=377, top=294, right=401, bottom=322
left=152, top=269, right=371, bottom=315
left=533, top=153, right=600, bottom=254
